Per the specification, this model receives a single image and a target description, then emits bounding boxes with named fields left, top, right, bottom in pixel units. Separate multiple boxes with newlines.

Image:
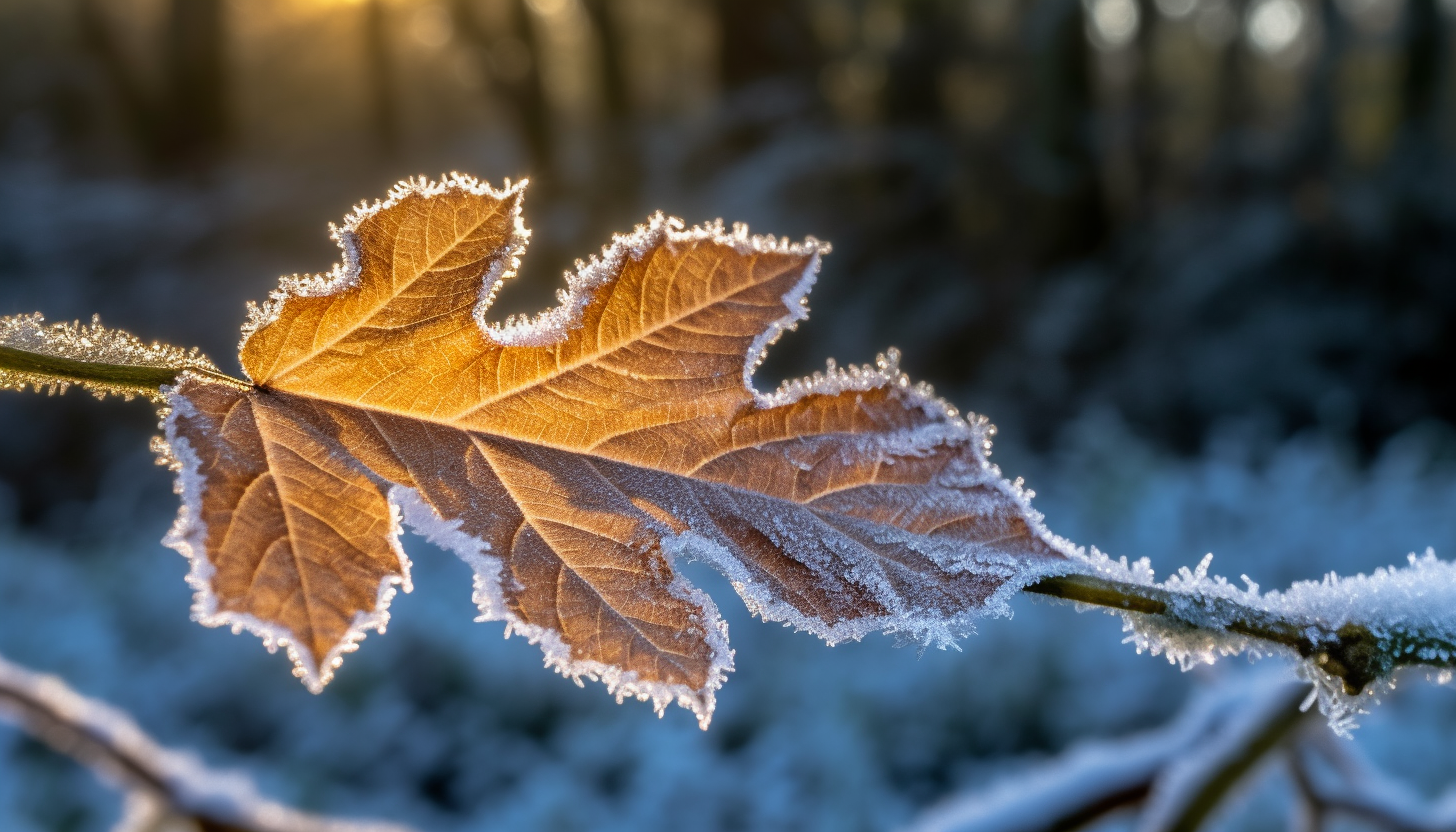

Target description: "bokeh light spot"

left=1246, top=0, right=1306, bottom=56
left=1086, top=0, right=1141, bottom=50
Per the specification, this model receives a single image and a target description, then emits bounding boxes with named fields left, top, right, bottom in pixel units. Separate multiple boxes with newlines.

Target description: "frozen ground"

left=4, top=411, right=1456, bottom=832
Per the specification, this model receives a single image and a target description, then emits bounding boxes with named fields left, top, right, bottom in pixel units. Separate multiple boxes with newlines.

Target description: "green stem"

left=1025, top=573, right=1456, bottom=695
left=0, top=344, right=248, bottom=395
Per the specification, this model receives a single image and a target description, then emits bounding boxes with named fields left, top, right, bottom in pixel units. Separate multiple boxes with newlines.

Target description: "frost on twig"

left=0, top=312, right=231, bottom=402
left=1037, top=548, right=1456, bottom=735
left=0, top=651, right=417, bottom=832
left=904, top=673, right=1306, bottom=832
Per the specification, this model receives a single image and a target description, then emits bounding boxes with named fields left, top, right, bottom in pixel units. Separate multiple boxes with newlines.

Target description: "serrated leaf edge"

left=159, top=389, right=415, bottom=693
left=390, top=486, right=734, bottom=729
left=238, top=173, right=532, bottom=364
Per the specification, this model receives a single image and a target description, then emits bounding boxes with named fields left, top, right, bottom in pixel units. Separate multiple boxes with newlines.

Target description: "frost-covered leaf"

left=160, top=174, right=1074, bottom=726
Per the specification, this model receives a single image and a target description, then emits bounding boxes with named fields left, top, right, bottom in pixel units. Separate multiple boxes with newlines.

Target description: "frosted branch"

left=1137, top=682, right=1307, bottom=832
left=1289, top=732, right=1456, bottom=832
left=1026, top=550, right=1456, bottom=730
left=904, top=675, right=1305, bottom=832
left=0, top=313, right=246, bottom=401
left=0, top=652, right=417, bottom=832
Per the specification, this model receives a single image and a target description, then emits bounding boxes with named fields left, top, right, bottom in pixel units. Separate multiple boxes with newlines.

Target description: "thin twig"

left=1284, top=744, right=1325, bottom=832
left=0, top=344, right=248, bottom=395
left=0, top=652, right=415, bottom=832
left=904, top=676, right=1301, bottom=832
left=1137, top=682, right=1309, bottom=832
left=1294, top=732, right=1456, bottom=832
left=1025, top=573, right=1456, bottom=696
left=3, top=340, right=1453, bottom=699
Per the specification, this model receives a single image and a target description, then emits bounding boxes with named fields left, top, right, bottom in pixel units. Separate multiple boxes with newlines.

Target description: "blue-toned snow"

left=5, top=411, right=1456, bottom=832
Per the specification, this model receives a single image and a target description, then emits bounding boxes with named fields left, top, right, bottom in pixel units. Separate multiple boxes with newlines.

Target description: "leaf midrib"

left=250, top=234, right=1025, bottom=559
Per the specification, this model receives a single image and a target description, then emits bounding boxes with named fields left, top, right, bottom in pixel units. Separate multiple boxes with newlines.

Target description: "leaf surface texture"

left=161, top=175, right=1072, bottom=725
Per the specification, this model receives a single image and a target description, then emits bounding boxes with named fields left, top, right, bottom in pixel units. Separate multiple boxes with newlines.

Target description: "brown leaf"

left=161, top=174, right=1072, bottom=726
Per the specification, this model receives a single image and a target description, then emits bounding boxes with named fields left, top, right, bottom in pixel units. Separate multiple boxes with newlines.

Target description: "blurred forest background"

left=3, top=0, right=1456, bottom=830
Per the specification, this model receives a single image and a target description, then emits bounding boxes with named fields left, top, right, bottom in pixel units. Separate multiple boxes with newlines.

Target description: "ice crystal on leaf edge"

left=151, top=172, right=1088, bottom=728
left=37, top=170, right=1443, bottom=735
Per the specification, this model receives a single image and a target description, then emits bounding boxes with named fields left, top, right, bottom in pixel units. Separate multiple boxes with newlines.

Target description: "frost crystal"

left=1068, top=547, right=1456, bottom=734
left=0, top=312, right=219, bottom=402
left=0, top=652, right=416, bottom=832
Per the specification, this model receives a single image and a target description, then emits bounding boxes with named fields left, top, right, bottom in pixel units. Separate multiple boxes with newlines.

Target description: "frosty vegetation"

left=0, top=312, right=235, bottom=402
left=3, top=176, right=1456, bottom=745
left=907, top=667, right=1456, bottom=832
left=0, top=651, right=415, bottom=832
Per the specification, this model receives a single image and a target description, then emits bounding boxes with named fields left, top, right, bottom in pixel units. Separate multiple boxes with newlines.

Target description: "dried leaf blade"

left=160, top=173, right=1074, bottom=724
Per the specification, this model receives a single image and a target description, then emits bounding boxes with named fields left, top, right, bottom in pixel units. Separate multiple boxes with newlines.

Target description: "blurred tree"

left=451, top=0, right=554, bottom=183
left=578, top=0, right=641, bottom=217
left=163, top=0, right=227, bottom=163
left=713, top=0, right=821, bottom=93
left=73, top=0, right=228, bottom=169
left=364, top=0, right=400, bottom=156
left=1401, top=0, right=1444, bottom=132
left=5, top=0, right=1456, bottom=522
left=1026, top=0, right=1112, bottom=263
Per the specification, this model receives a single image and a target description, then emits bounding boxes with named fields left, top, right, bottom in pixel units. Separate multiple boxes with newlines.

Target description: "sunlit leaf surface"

left=161, top=175, right=1072, bottom=727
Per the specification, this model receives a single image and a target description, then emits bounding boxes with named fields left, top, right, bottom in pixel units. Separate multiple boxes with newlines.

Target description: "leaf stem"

left=3, top=339, right=1447, bottom=699
left=1024, top=573, right=1456, bottom=695
left=0, top=343, right=249, bottom=395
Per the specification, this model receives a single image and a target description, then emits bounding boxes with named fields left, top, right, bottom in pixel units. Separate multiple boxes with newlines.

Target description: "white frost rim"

left=238, top=172, right=532, bottom=362
left=391, top=486, right=734, bottom=730
left=160, top=386, right=414, bottom=694
left=210, top=172, right=1084, bottom=709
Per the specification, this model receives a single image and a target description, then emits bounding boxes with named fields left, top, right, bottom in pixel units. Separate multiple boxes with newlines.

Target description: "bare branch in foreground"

left=0, top=652, right=417, bottom=832
left=7, top=315, right=1456, bottom=729
left=903, top=675, right=1309, bottom=832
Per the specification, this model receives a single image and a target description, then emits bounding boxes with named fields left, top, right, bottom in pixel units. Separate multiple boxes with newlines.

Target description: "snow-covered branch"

left=8, top=332, right=1456, bottom=736
left=1028, top=550, right=1456, bottom=731
left=904, top=675, right=1308, bottom=832
left=0, top=652, right=416, bottom=832
left=0, top=315, right=246, bottom=401
left=1288, top=730, right=1456, bottom=832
